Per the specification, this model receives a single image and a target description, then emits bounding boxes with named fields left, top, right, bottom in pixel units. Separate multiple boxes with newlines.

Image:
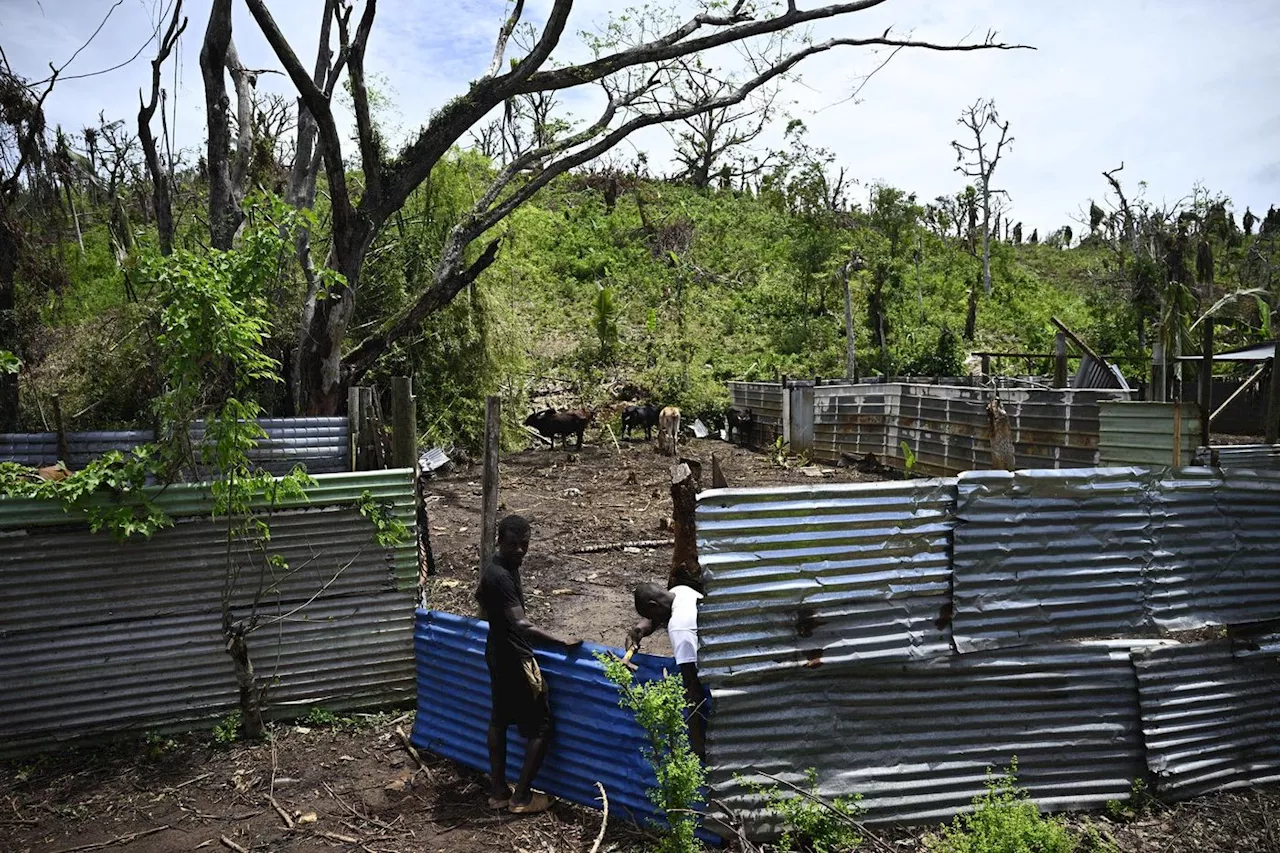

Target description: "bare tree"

left=952, top=98, right=1012, bottom=297
left=138, top=0, right=187, bottom=256
left=667, top=61, right=782, bottom=188
left=227, top=0, right=1028, bottom=414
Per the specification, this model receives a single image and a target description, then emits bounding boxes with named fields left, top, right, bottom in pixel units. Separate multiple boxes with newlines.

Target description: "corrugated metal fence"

left=728, top=382, right=784, bottom=448
left=1195, top=443, right=1280, bottom=469
left=802, top=382, right=1128, bottom=476
left=698, top=468, right=1280, bottom=828
left=0, top=469, right=417, bottom=758
left=0, top=416, right=351, bottom=475
left=411, top=609, right=716, bottom=836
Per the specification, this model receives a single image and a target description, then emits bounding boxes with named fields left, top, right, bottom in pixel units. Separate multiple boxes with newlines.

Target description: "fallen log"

left=571, top=538, right=674, bottom=554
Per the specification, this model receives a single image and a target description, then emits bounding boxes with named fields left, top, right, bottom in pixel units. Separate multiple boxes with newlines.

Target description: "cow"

left=525, top=408, right=594, bottom=450
left=657, top=406, right=681, bottom=456
left=621, top=403, right=661, bottom=441
left=726, top=407, right=753, bottom=444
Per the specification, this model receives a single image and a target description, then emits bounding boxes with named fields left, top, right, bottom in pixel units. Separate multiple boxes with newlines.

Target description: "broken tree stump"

left=669, top=463, right=703, bottom=593
left=711, top=453, right=727, bottom=489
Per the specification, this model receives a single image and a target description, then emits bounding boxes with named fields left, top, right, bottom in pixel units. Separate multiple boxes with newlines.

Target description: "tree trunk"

left=225, top=629, right=264, bottom=739
left=964, top=272, right=979, bottom=341
left=0, top=220, right=17, bottom=431
left=843, top=267, right=857, bottom=382
left=668, top=463, right=702, bottom=593
left=200, top=0, right=243, bottom=250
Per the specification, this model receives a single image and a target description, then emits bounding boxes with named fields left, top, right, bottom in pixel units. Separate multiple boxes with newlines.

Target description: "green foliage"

left=356, top=489, right=410, bottom=546
left=212, top=712, right=242, bottom=745
left=598, top=652, right=705, bottom=853
left=924, top=761, right=1077, bottom=853
left=744, top=768, right=864, bottom=853
left=0, top=349, right=19, bottom=374
left=0, top=449, right=170, bottom=540
left=900, top=441, right=918, bottom=478
left=1104, top=778, right=1159, bottom=822
left=143, top=730, right=179, bottom=760
left=303, top=705, right=356, bottom=728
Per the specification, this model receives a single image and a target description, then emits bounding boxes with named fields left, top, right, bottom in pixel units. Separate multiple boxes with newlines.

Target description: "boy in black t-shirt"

left=476, top=515, right=581, bottom=814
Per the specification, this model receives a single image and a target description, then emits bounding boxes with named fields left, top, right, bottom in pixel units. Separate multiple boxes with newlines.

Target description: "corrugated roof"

left=1176, top=341, right=1279, bottom=362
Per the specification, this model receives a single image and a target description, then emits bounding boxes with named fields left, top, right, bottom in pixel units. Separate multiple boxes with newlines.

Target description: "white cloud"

left=4, top=0, right=1278, bottom=229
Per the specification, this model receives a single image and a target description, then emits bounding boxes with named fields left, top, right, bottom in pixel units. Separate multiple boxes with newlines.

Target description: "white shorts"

left=670, top=628, right=698, bottom=666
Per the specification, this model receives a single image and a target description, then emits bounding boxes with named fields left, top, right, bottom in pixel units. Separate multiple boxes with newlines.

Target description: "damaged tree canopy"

left=220, top=0, right=1029, bottom=414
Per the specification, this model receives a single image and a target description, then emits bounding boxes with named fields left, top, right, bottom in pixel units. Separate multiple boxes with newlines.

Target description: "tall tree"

left=225, top=0, right=1028, bottom=414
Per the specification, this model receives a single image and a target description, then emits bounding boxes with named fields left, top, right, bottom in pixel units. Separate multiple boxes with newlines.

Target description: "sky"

left=3, top=0, right=1279, bottom=233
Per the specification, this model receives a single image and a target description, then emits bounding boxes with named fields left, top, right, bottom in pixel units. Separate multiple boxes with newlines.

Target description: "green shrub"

left=599, top=653, right=705, bottom=853
left=213, top=712, right=242, bottom=746
left=744, top=768, right=863, bottom=853
left=925, top=760, right=1075, bottom=853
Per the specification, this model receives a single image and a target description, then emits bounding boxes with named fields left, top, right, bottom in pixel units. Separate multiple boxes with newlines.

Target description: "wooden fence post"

left=480, top=395, right=501, bottom=570
left=1199, top=319, right=1213, bottom=448
left=1267, top=345, right=1280, bottom=445
left=391, top=376, right=416, bottom=469
left=1053, top=332, right=1068, bottom=388
left=347, top=386, right=360, bottom=471
left=51, top=394, right=70, bottom=464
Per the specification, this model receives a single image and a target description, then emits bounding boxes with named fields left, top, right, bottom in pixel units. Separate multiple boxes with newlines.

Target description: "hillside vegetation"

left=8, top=140, right=1279, bottom=451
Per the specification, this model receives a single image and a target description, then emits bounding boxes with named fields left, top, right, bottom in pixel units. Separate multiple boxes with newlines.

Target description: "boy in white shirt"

left=625, top=582, right=708, bottom=759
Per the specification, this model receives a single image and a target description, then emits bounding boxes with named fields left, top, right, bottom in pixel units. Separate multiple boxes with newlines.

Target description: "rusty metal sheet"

left=1132, top=640, right=1280, bottom=798
left=696, top=480, right=956, bottom=682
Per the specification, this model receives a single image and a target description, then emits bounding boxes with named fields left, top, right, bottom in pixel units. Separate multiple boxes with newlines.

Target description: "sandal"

left=508, top=792, right=553, bottom=814
left=487, top=793, right=511, bottom=810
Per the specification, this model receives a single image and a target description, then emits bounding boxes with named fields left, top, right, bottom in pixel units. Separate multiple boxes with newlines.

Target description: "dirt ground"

left=6, top=715, right=1280, bottom=853
left=6, top=434, right=1280, bottom=852
left=421, top=434, right=885, bottom=655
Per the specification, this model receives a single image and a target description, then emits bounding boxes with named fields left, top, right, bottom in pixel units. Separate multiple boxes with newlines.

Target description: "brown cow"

left=657, top=406, right=681, bottom=456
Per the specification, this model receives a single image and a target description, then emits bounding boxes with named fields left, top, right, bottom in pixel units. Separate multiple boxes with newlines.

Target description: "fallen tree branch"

left=218, top=836, right=249, bottom=853
left=572, top=538, right=674, bottom=554
left=396, top=726, right=430, bottom=774
left=48, top=827, right=171, bottom=853
left=589, top=782, right=609, bottom=853
left=266, top=795, right=294, bottom=830
left=753, top=770, right=897, bottom=853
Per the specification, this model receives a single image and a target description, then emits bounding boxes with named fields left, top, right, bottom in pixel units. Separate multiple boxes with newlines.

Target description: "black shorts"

left=488, top=656, right=552, bottom=739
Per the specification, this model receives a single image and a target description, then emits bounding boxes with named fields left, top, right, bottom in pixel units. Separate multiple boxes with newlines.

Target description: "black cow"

left=726, top=407, right=754, bottom=444
left=621, top=403, right=661, bottom=441
left=525, top=408, right=594, bottom=450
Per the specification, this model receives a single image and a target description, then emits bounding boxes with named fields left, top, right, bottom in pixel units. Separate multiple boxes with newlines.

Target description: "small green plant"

left=598, top=653, right=705, bottom=853
left=925, top=759, right=1075, bottom=853
left=303, top=706, right=354, bottom=728
left=771, top=436, right=792, bottom=468
left=1104, top=777, right=1159, bottom=822
left=143, top=730, right=179, bottom=759
left=744, top=768, right=863, bottom=853
left=899, top=441, right=918, bottom=478
left=213, top=712, right=243, bottom=746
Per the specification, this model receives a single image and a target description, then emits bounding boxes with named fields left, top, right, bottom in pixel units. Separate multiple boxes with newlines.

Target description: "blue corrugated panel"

left=412, top=609, right=717, bottom=839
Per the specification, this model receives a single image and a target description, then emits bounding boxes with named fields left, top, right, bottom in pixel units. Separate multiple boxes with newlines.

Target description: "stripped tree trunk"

left=669, top=463, right=702, bottom=593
